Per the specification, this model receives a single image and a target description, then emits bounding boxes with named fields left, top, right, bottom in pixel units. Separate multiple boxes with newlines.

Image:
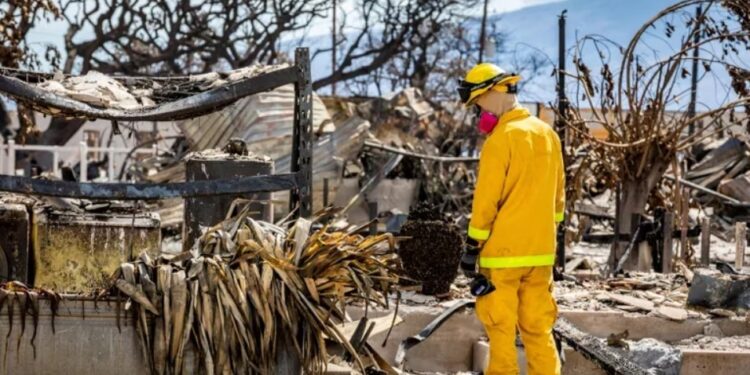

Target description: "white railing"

left=0, top=139, right=153, bottom=182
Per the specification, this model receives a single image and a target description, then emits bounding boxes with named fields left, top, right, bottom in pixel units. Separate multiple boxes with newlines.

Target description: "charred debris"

left=2, top=1, right=750, bottom=373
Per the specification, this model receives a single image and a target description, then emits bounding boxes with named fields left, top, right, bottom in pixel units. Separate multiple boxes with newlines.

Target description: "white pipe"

left=8, top=140, right=15, bottom=176
left=52, top=151, right=60, bottom=178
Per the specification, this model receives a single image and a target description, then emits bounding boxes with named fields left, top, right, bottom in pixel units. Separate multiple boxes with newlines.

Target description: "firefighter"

left=457, top=63, right=564, bottom=375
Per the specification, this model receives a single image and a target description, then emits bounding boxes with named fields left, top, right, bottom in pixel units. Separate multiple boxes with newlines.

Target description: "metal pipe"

left=556, top=9, right=568, bottom=270
left=664, top=174, right=740, bottom=204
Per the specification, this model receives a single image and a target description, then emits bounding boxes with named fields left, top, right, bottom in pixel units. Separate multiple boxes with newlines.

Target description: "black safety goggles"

left=457, top=73, right=517, bottom=104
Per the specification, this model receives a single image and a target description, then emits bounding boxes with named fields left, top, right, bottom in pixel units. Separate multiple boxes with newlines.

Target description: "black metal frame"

left=0, top=48, right=314, bottom=218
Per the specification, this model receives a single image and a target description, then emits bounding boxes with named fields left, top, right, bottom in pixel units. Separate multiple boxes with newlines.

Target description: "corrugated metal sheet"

left=275, top=116, right=370, bottom=176
left=155, top=115, right=370, bottom=228
left=178, top=84, right=331, bottom=152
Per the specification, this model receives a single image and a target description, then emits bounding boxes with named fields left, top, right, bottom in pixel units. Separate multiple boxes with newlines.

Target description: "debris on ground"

left=675, top=334, right=750, bottom=352
left=687, top=269, right=750, bottom=310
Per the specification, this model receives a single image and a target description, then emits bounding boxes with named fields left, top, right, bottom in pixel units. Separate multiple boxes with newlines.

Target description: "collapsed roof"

left=0, top=64, right=296, bottom=121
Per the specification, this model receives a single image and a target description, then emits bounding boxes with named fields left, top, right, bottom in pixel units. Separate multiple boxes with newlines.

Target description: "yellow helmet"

left=457, top=63, right=521, bottom=106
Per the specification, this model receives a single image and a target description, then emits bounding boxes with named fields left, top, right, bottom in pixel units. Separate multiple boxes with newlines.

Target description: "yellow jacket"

left=468, top=107, right=565, bottom=268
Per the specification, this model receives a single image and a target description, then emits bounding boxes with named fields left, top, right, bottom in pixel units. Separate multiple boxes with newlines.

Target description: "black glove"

left=470, top=274, right=496, bottom=296
left=461, top=237, right=481, bottom=278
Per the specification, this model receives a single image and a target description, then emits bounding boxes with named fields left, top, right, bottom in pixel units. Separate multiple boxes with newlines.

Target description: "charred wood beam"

left=0, top=173, right=301, bottom=200
left=554, top=318, right=651, bottom=375
left=0, top=66, right=299, bottom=122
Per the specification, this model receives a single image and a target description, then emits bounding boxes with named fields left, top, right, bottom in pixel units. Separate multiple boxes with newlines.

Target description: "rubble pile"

left=555, top=272, right=700, bottom=319
left=17, top=64, right=287, bottom=113
left=334, top=88, right=477, bottom=222
left=675, top=333, right=750, bottom=351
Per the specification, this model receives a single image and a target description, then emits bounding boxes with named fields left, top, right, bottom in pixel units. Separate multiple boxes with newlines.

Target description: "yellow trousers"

left=475, top=266, right=561, bottom=375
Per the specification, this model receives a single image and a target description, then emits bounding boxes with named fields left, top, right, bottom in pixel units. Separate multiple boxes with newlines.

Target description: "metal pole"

left=331, top=0, right=337, bottom=96
left=687, top=5, right=702, bottom=136
left=291, top=48, right=313, bottom=218
left=478, top=0, right=489, bottom=62
left=555, top=10, right=568, bottom=270
left=323, top=178, right=330, bottom=207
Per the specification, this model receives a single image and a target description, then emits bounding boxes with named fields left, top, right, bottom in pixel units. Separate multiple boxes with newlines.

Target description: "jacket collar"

left=497, top=107, right=530, bottom=126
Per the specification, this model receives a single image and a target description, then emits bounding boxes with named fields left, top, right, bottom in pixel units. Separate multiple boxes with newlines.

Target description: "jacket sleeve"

left=554, top=134, right=566, bottom=223
left=468, top=134, right=509, bottom=241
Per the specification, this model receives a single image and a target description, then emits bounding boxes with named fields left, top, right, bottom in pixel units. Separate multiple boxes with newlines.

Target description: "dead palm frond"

left=111, top=207, right=400, bottom=374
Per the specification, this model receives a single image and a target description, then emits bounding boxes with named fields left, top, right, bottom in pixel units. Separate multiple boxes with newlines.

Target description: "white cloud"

left=486, top=0, right=567, bottom=15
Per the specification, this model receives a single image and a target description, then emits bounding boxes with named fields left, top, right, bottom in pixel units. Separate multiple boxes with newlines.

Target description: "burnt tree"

left=563, top=0, right=750, bottom=270
left=0, top=0, right=60, bottom=144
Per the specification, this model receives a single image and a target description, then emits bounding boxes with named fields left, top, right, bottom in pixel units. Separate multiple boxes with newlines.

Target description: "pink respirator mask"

left=476, top=110, right=499, bottom=134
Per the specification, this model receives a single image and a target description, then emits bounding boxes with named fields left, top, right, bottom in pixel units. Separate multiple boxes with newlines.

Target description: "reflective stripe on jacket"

left=468, top=107, right=565, bottom=268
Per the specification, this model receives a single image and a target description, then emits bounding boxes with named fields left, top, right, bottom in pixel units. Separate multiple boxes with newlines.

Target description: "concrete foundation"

left=0, top=297, right=145, bottom=374
left=0, top=297, right=302, bottom=374
left=350, top=306, right=750, bottom=374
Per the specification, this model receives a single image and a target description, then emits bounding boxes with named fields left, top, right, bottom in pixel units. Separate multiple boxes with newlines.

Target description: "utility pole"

left=557, top=10, right=568, bottom=140
left=331, top=0, right=337, bottom=96
left=556, top=10, right=568, bottom=270
left=478, top=0, right=489, bottom=62
left=688, top=5, right=702, bottom=136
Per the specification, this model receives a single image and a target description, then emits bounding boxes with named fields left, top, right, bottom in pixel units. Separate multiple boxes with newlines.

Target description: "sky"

left=23, top=0, right=568, bottom=69
left=15, top=0, right=735, bottom=109
left=8, top=0, right=565, bottom=108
